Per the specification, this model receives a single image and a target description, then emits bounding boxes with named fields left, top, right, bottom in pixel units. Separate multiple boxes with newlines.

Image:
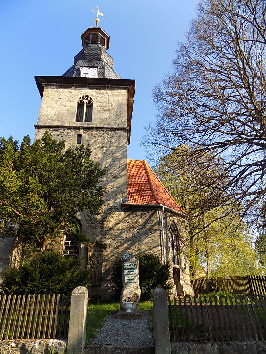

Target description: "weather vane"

left=92, top=6, right=104, bottom=27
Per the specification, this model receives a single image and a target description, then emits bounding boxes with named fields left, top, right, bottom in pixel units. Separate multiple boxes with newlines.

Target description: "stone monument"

left=120, top=253, right=141, bottom=312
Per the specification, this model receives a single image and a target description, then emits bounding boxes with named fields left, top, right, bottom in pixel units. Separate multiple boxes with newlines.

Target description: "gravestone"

left=120, top=253, right=141, bottom=312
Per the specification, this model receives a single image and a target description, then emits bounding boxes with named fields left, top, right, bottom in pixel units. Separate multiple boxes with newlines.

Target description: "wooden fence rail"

left=168, top=295, right=266, bottom=342
left=0, top=294, right=70, bottom=340
left=192, top=276, right=266, bottom=295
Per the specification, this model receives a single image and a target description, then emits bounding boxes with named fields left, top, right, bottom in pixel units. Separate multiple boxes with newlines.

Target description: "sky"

left=0, top=0, right=199, bottom=161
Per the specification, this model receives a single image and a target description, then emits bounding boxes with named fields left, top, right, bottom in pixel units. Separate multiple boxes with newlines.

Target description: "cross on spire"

left=92, top=6, right=104, bottom=27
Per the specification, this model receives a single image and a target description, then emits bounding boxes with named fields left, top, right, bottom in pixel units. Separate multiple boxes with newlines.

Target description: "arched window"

left=76, top=100, right=84, bottom=122
left=169, top=223, right=181, bottom=266
left=75, top=95, right=93, bottom=122
left=85, top=100, right=93, bottom=122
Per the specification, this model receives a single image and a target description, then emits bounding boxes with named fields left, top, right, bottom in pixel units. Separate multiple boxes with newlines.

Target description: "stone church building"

left=1, top=25, right=193, bottom=297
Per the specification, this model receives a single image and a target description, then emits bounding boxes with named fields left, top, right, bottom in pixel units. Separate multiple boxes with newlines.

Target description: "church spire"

left=62, top=5, right=120, bottom=78
left=62, top=24, right=120, bottom=79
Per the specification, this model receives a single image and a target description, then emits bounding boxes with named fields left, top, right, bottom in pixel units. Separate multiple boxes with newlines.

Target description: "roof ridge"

left=142, top=160, right=158, bottom=203
left=143, top=161, right=186, bottom=214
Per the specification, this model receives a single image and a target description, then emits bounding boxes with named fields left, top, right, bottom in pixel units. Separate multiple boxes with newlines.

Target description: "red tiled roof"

left=126, top=159, right=186, bottom=214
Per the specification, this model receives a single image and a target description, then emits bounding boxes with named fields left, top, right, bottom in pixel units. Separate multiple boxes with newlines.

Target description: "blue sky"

left=0, top=0, right=199, bottom=161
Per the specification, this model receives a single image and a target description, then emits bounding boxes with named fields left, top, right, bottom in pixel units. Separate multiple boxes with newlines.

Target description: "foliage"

left=255, top=232, right=266, bottom=268
left=111, top=253, right=171, bottom=301
left=156, top=145, right=231, bottom=217
left=156, top=147, right=261, bottom=278
left=139, top=301, right=153, bottom=311
left=0, top=132, right=104, bottom=252
left=256, top=202, right=266, bottom=269
left=146, top=0, right=265, bottom=218
left=0, top=251, right=90, bottom=294
left=138, top=254, right=171, bottom=300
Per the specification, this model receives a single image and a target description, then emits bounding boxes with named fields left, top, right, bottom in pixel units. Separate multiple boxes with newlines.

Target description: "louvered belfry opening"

left=76, top=101, right=84, bottom=122
left=75, top=95, right=93, bottom=123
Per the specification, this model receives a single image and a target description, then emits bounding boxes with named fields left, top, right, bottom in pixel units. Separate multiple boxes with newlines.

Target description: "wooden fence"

left=192, top=276, right=266, bottom=295
left=249, top=276, right=266, bottom=295
left=168, top=295, right=266, bottom=342
left=0, top=294, right=70, bottom=340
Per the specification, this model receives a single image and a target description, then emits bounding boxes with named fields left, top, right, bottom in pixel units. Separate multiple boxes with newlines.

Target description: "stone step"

left=85, top=345, right=155, bottom=354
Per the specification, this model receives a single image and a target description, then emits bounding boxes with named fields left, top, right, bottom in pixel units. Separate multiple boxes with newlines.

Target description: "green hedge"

left=1, top=250, right=90, bottom=294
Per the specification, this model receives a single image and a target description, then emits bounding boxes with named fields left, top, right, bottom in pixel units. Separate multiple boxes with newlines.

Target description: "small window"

left=64, top=236, right=79, bottom=258
left=77, top=134, right=82, bottom=144
left=84, top=34, right=91, bottom=46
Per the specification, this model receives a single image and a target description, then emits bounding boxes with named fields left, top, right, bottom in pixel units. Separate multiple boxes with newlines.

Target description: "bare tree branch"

left=145, top=0, right=265, bottom=219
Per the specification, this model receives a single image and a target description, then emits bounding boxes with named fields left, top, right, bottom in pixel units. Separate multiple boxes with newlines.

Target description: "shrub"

left=111, top=253, right=171, bottom=301
left=1, top=251, right=90, bottom=294
left=138, top=254, right=171, bottom=300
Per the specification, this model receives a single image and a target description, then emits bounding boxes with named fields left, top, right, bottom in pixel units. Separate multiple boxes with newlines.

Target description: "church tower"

left=34, top=24, right=135, bottom=293
left=35, top=25, right=135, bottom=211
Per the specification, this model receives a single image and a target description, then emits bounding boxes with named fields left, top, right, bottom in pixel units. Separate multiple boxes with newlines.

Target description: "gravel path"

left=92, top=311, right=154, bottom=347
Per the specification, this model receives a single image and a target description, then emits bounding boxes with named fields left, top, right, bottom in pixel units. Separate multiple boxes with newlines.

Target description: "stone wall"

left=0, top=339, right=66, bottom=354
left=86, top=207, right=162, bottom=297
left=35, top=86, right=129, bottom=208
left=171, top=342, right=266, bottom=354
left=36, top=128, right=128, bottom=208
left=85, top=206, right=193, bottom=297
left=35, top=87, right=128, bottom=128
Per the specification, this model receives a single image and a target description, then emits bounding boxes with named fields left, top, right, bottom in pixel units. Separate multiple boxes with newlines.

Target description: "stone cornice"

left=34, top=124, right=129, bottom=132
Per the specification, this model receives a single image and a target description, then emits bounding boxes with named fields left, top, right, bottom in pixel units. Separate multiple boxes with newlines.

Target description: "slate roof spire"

left=63, top=26, right=120, bottom=79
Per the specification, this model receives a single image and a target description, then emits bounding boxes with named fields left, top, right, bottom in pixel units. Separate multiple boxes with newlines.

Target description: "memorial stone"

left=120, top=253, right=141, bottom=312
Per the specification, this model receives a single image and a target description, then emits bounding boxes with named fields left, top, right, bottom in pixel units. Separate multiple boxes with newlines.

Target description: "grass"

left=139, top=301, right=153, bottom=311
left=86, top=301, right=153, bottom=346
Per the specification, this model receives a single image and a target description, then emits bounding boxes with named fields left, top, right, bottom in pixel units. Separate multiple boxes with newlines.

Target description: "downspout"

left=161, top=206, right=166, bottom=264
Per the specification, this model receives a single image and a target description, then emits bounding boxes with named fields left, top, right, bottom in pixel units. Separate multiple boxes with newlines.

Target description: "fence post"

left=153, top=288, right=171, bottom=354
left=67, top=286, right=88, bottom=354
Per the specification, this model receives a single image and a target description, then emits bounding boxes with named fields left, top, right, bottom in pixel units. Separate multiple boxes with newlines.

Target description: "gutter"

left=121, top=202, right=187, bottom=218
left=161, top=205, right=166, bottom=264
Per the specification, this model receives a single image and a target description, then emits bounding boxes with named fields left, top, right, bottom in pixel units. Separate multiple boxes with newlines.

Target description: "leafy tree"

left=148, top=0, right=265, bottom=217
left=255, top=232, right=266, bottom=268
left=156, top=147, right=260, bottom=277
left=256, top=202, right=266, bottom=268
left=1, top=251, right=90, bottom=294
left=0, top=132, right=104, bottom=254
left=138, top=254, right=171, bottom=300
left=201, top=207, right=260, bottom=277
